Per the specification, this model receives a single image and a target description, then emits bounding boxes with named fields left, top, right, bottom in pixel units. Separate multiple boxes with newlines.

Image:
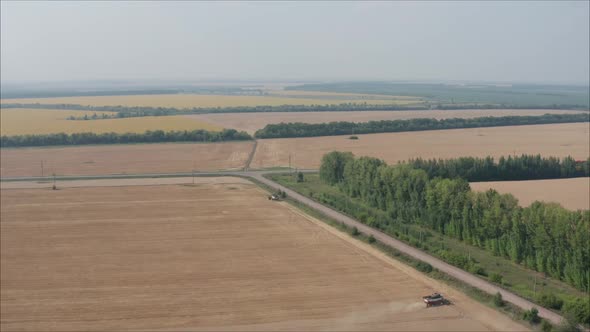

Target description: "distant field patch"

left=189, top=109, right=586, bottom=134
left=267, top=90, right=422, bottom=101
left=1, top=93, right=412, bottom=109
left=250, top=123, right=590, bottom=169
left=0, top=141, right=253, bottom=177
left=470, top=178, right=590, bottom=211
left=0, top=109, right=221, bottom=135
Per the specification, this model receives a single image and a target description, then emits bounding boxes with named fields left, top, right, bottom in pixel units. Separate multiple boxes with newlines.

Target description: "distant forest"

left=403, top=155, right=590, bottom=182
left=1, top=102, right=428, bottom=118
left=2, top=101, right=587, bottom=120
left=253, top=113, right=590, bottom=138
left=287, top=82, right=590, bottom=108
left=0, top=129, right=252, bottom=147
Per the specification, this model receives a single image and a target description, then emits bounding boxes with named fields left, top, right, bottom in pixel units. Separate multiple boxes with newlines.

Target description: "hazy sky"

left=1, top=1, right=589, bottom=84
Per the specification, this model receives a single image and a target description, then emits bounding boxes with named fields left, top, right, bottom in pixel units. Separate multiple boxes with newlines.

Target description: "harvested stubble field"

left=1, top=93, right=404, bottom=108
left=0, top=141, right=253, bottom=177
left=0, top=108, right=221, bottom=136
left=250, top=123, right=590, bottom=169
left=266, top=90, right=422, bottom=102
left=471, top=177, right=590, bottom=211
left=188, top=109, right=585, bottom=134
left=0, top=179, right=527, bottom=331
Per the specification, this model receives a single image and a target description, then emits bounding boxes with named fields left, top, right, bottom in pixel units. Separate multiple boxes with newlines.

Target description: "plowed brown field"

left=471, top=177, right=590, bottom=210
left=250, top=123, right=590, bottom=169
left=0, top=180, right=527, bottom=331
left=0, top=141, right=253, bottom=177
left=188, top=109, right=585, bottom=134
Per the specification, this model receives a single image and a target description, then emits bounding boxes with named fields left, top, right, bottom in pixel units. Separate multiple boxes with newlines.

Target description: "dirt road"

left=249, top=173, right=566, bottom=326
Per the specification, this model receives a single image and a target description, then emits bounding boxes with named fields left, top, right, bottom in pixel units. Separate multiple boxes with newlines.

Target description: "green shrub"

left=296, top=172, right=304, bottom=182
left=523, top=307, right=541, bottom=324
left=415, top=261, right=433, bottom=273
left=468, top=264, right=487, bottom=276
left=368, top=234, right=376, bottom=243
left=351, top=227, right=360, bottom=236
left=554, top=318, right=581, bottom=332
left=537, top=293, right=564, bottom=310
left=541, top=320, right=553, bottom=332
left=490, top=273, right=503, bottom=284
left=563, top=297, right=590, bottom=325
left=493, top=292, right=504, bottom=307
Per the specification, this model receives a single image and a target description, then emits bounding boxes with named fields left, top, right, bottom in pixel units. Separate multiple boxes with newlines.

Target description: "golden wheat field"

left=0, top=109, right=221, bottom=135
left=1, top=93, right=412, bottom=109
left=0, top=141, right=254, bottom=177
left=470, top=177, right=590, bottom=211
left=0, top=180, right=527, bottom=331
left=250, top=123, right=590, bottom=169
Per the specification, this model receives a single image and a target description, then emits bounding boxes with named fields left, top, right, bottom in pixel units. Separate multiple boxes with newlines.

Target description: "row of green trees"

left=403, top=155, right=590, bottom=181
left=0, top=129, right=252, bottom=147
left=319, top=152, right=590, bottom=294
left=1, top=102, right=430, bottom=118
left=5, top=102, right=588, bottom=119
left=254, top=113, right=590, bottom=138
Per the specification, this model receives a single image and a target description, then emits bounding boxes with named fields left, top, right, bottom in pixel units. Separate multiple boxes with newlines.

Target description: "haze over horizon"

left=1, top=1, right=589, bottom=85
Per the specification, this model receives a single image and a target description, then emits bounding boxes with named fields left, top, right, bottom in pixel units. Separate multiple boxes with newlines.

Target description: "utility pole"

left=289, top=154, right=292, bottom=172
left=52, top=173, right=56, bottom=190
left=192, top=160, right=196, bottom=185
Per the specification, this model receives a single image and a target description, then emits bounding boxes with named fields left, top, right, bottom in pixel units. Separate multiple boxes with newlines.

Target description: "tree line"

left=0, top=102, right=431, bottom=119
left=3, top=102, right=588, bottom=120
left=254, top=113, right=590, bottom=138
left=403, top=155, right=590, bottom=182
left=319, top=152, right=590, bottom=296
left=1, top=129, right=252, bottom=147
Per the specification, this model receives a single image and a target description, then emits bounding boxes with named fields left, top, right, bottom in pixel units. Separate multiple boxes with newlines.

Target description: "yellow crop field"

left=0, top=109, right=221, bottom=136
left=1, top=93, right=415, bottom=109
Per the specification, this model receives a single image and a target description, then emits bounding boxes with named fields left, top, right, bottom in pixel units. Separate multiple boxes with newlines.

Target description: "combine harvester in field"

left=423, top=293, right=450, bottom=308
left=268, top=190, right=287, bottom=201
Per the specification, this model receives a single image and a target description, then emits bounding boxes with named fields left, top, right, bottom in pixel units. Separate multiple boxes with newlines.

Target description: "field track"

left=1, top=179, right=527, bottom=331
